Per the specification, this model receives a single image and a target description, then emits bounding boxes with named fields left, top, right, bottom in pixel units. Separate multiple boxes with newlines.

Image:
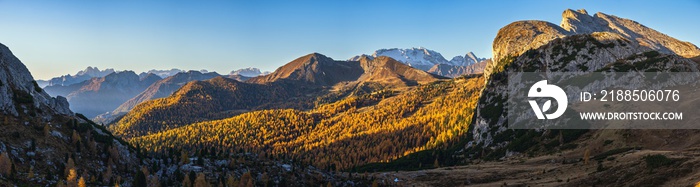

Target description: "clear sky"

left=1, top=0, right=698, bottom=80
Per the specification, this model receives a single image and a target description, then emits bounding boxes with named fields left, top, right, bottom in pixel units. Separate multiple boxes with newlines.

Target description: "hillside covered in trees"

left=130, top=75, right=484, bottom=171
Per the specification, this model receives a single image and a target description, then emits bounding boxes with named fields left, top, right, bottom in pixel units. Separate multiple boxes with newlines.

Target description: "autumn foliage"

left=131, top=76, right=484, bottom=170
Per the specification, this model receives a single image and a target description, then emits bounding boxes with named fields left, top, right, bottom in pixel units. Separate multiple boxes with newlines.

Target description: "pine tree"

left=104, top=166, right=113, bottom=184
left=194, top=173, right=209, bottom=187
left=183, top=174, right=192, bottom=187
left=239, top=172, right=252, bottom=187
left=226, top=174, right=237, bottom=187
left=0, top=152, right=12, bottom=176
left=44, top=124, right=51, bottom=137
left=188, top=171, right=196, bottom=186
left=148, top=175, right=161, bottom=187
left=133, top=169, right=147, bottom=187
left=28, top=166, right=34, bottom=179
left=67, top=169, right=78, bottom=187
left=65, top=157, right=75, bottom=178
left=181, top=151, right=190, bottom=165
left=78, top=177, right=87, bottom=187
left=72, top=130, right=81, bottom=144
left=261, top=172, right=269, bottom=187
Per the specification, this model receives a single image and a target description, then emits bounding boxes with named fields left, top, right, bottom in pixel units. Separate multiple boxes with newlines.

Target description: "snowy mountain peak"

left=230, top=68, right=263, bottom=77
left=350, top=48, right=486, bottom=71
left=366, top=47, right=448, bottom=70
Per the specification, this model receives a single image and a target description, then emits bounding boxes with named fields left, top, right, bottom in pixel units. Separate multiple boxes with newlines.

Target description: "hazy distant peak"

left=140, top=68, right=185, bottom=78
left=76, top=66, right=115, bottom=77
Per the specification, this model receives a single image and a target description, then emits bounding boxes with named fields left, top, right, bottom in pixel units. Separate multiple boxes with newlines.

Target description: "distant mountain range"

left=40, top=67, right=267, bottom=87
left=230, top=67, right=270, bottom=77
left=41, top=48, right=485, bottom=121
left=350, top=47, right=489, bottom=77
left=93, top=71, right=223, bottom=124
left=44, top=71, right=162, bottom=118
left=36, top=66, right=115, bottom=87
left=41, top=67, right=262, bottom=119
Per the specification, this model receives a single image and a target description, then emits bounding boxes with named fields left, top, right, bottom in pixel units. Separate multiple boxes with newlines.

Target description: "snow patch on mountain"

left=230, top=68, right=263, bottom=77
left=349, top=47, right=485, bottom=71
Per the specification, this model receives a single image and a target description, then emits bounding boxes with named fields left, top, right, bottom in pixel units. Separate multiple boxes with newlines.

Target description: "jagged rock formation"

left=471, top=9, right=700, bottom=156
left=561, top=9, right=700, bottom=58
left=487, top=9, right=700, bottom=80
left=0, top=43, right=72, bottom=118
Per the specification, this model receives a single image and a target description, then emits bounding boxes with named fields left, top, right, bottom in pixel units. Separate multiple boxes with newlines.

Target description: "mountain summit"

left=248, top=53, right=364, bottom=86
left=487, top=8, right=700, bottom=79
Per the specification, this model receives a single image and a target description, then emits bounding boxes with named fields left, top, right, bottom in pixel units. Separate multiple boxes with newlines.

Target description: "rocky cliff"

left=486, top=9, right=700, bottom=80
left=471, top=9, right=700, bottom=156
left=0, top=43, right=72, bottom=118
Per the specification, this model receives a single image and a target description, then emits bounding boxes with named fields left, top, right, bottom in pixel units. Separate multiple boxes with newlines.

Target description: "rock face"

left=488, top=9, right=700, bottom=79
left=470, top=9, right=700, bottom=156
left=487, top=21, right=569, bottom=79
left=561, top=9, right=700, bottom=58
left=0, top=43, right=72, bottom=118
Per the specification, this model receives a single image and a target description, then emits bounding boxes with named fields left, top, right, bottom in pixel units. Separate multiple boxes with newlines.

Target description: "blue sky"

left=0, top=0, right=698, bottom=80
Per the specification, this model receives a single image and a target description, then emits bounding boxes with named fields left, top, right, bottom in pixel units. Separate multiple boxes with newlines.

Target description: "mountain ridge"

left=45, top=71, right=162, bottom=118
left=350, top=47, right=487, bottom=71
left=94, top=71, right=222, bottom=124
left=112, top=52, right=444, bottom=139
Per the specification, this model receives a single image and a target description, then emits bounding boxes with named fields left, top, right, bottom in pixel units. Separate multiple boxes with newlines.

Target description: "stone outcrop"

left=0, top=43, right=72, bottom=118
left=487, top=9, right=700, bottom=79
